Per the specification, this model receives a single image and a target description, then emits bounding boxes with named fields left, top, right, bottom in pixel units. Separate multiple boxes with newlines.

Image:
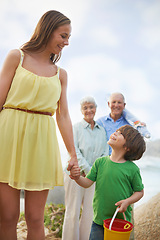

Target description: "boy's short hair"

left=118, top=125, right=146, bottom=161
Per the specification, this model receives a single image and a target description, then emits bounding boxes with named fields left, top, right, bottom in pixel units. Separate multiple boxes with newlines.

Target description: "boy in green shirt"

left=70, top=125, right=146, bottom=240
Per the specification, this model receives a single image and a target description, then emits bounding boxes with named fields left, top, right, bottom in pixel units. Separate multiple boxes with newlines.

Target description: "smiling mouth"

left=58, top=45, right=63, bottom=50
left=110, top=135, right=116, bottom=140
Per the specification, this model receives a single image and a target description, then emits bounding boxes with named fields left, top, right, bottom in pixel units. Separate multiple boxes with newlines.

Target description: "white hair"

left=80, top=96, right=97, bottom=108
left=108, top=92, right=126, bottom=103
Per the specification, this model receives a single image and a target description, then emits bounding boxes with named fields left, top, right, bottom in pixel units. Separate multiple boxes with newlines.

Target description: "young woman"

left=0, top=10, right=77, bottom=240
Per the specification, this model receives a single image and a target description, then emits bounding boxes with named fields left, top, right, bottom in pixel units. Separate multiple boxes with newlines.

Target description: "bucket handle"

left=109, top=207, right=126, bottom=230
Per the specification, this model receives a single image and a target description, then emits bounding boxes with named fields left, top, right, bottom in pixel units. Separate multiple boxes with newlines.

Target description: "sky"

left=0, top=0, right=160, bottom=147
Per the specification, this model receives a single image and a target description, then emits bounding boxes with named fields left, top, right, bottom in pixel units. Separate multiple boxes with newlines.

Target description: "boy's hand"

left=69, top=165, right=81, bottom=180
left=115, top=191, right=144, bottom=213
left=115, top=199, right=129, bottom=213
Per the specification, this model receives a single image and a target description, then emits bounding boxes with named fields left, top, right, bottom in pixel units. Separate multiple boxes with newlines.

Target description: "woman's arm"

left=56, top=68, right=78, bottom=170
left=0, top=49, right=20, bottom=111
left=115, top=189, right=144, bottom=213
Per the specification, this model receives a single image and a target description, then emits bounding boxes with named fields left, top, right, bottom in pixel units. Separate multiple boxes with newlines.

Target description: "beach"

left=135, top=155, right=160, bottom=207
left=18, top=192, right=160, bottom=239
left=134, top=192, right=160, bottom=240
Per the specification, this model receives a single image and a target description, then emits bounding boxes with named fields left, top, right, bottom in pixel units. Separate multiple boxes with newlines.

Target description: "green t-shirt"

left=86, top=156, right=144, bottom=225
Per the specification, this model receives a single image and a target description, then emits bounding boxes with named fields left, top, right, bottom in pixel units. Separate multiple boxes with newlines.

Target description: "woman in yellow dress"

left=0, top=10, right=78, bottom=240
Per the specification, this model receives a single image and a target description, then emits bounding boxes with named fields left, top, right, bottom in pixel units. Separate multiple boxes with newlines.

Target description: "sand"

left=134, top=192, right=160, bottom=240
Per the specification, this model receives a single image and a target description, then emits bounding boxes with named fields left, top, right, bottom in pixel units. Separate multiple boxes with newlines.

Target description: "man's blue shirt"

left=96, top=114, right=130, bottom=154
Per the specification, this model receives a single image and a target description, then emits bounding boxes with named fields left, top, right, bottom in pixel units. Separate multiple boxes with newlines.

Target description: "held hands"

left=67, top=155, right=78, bottom=171
left=67, top=154, right=80, bottom=180
left=69, top=165, right=81, bottom=180
left=115, top=199, right=129, bottom=213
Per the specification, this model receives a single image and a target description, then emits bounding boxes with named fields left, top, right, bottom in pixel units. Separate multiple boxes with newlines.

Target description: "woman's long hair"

left=21, top=10, right=71, bottom=63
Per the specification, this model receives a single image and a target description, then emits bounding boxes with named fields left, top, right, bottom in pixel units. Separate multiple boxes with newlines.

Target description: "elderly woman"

left=62, top=96, right=109, bottom=240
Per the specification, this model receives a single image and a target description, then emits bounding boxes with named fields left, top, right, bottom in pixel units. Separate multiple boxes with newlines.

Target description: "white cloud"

left=136, top=1, right=160, bottom=48
left=149, top=57, right=160, bottom=69
left=138, top=26, right=160, bottom=49
left=15, top=0, right=93, bottom=36
left=66, top=54, right=121, bottom=93
left=0, top=20, right=29, bottom=49
left=148, top=121, right=160, bottom=140
left=121, top=68, right=155, bottom=104
left=140, top=1, right=160, bottom=24
left=91, top=26, right=119, bottom=47
left=66, top=54, right=155, bottom=105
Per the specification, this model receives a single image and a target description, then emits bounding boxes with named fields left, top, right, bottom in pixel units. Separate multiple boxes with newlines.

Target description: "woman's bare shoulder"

left=58, top=67, right=68, bottom=85
left=8, top=49, right=21, bottom=60
left=59, top=67, right=67, bottom=77
left=4, top=49, right=21, bottom=67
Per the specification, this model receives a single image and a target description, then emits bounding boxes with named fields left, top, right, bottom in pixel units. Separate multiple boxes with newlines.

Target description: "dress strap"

left=56, top=67, right=61, bottom=114
left=58, top=99, right=61, bottom=114
left=19, top=49, right=24, bottom=65
left=57, top=67, right=60, bottom=78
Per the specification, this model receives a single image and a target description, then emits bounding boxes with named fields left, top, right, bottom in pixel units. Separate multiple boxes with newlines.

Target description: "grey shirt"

left=65, top=119, right=109, bottom=174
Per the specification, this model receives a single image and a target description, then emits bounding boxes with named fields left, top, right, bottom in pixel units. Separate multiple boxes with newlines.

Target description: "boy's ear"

left=124, top=146, right=130, bottom=152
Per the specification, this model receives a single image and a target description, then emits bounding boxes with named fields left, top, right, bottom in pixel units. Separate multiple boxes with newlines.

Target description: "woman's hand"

left=67, top=155, right=78, bottom=171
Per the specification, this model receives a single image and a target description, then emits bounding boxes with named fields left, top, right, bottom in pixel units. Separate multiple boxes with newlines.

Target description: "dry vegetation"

left=17, top=203, right=65, bottom=240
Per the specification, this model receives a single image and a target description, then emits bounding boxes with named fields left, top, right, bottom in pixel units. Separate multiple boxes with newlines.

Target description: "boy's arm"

left=75, top=176, right=94, bottom=188
left=115, top=190, right=144, bottom=213
left=70, top=166, right=94, bottom=188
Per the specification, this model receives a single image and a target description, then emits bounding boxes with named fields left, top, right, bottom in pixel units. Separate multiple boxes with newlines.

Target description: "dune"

left=134, top=193, right=160, bottom=240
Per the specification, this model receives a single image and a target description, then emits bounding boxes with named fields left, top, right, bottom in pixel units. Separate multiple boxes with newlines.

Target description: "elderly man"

left=97, top=92, right=130, bottom=155
left=97, top=92, right=150, bottom=154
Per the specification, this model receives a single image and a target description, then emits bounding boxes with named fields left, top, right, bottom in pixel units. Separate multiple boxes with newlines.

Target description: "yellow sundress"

left=0, top=50, right=63, bottom=190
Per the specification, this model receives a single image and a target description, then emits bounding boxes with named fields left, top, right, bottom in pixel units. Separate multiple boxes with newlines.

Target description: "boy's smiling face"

left=107, top=130, right=126, bottom=149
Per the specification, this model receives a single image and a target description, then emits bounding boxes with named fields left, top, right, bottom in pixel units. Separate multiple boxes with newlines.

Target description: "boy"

left=70, top=125, right=146, bottom=240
